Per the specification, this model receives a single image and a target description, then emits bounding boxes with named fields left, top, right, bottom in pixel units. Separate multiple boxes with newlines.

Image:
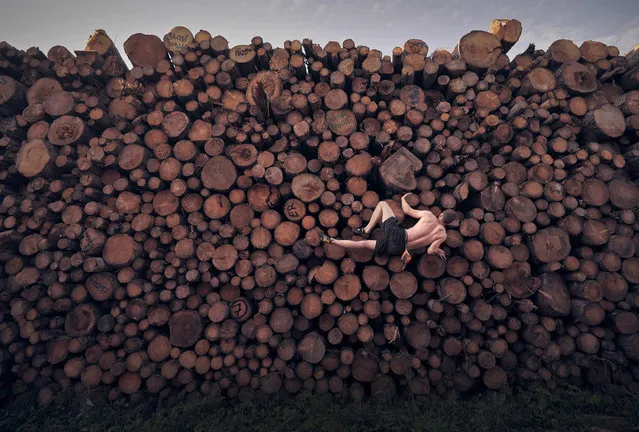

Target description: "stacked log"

left=0, top=21, right=639, bottom=407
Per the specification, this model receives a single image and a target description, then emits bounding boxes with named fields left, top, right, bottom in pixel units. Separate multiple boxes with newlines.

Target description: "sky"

left=0, top=0, right=638, bottom=66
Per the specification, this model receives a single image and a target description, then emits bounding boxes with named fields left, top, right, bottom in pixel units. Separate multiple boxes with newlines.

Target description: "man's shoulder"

left=418, top=211, right=437, bottom=222
left=434, top=223, right=447, bottom=235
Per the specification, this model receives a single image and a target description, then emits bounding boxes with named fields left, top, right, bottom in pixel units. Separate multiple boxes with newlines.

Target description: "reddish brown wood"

left=531, top=228, right=571, bottom=263
left=169, top=310, right=202, bottom=348
left=2, top=28, right=639, bottom=404
left=454, top=31, right=502, bottom=70
left=124, top=33, right=168, bottom=67
left=64, top=304, right=97, bottom=337
left=487, top=19, right=521, bottom=53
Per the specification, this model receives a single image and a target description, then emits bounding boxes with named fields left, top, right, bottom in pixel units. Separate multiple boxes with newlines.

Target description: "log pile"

left=0, top=22, right=639, bottom=406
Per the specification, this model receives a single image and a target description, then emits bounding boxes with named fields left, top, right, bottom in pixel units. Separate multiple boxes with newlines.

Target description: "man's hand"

left=436, top=249, right=446, bottom=260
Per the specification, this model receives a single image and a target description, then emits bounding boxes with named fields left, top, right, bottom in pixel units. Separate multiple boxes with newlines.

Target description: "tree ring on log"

left=47, top=115, right=87, bottom=146
left=16, top=139, right=51, bottom=177
left=169, top=310, right=202, bottom=347
left=201, top=156, right=237, bottom=190
left=291, top=173, right=325, bottom=202
left=531, top=227, right=571, bottom=263
left=455, top=31, right=502, bottom=70
left=65, top=304, right=98, bottom=337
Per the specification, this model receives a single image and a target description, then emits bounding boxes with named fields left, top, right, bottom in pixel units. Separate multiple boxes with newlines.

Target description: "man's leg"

left=330, top=239, right=377, bottom=251
left=362, top=201, right=394, bottom=234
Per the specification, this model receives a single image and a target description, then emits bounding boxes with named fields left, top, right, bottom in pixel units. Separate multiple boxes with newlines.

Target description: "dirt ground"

left=1, top=385, right=639, bottom=432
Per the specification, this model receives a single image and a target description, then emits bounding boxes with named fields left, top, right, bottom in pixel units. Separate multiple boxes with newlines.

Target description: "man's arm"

left=427, top=234, right=447, bottom=260
left=401, top=194, right=430, bottom=219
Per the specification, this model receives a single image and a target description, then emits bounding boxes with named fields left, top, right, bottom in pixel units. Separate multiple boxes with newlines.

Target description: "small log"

left=147, top=335, right=171, bottom=362
left=326, top=110, right=357, bottom=136
left=504, top=262, right=540, bottom=298
left=483, top=366, right=508, bottom=390
left=405, top=323, right=431, bottom=349
left=519, top=68, right=555, bottom=96
left=201, top=156, right=237, bottom=191
left=65, top=304, right=97, bottom=337
left=229, top=45, right=257, bottom=75
left=26, top=77, right=62, bottom=105
left=247, top=71, right=282, bottom=107
left=169, top=310, right=202, bottom=348
left=389, top=272, right=418, bottom=299
left=546, top=39, right=581, bottom=64
left=620, top=334, right=639, bottom=361
left=417, top=254, right=446, bottom=279
left=291, top=174, right=325, bottom=202
left=530, top=228, right=571, bottom=263
left=297, top=332, right=326, bottom=364
left=44, top=90, right=75, bottom=117
left=352, top=350, right=379, bottom=382
left=270, top=308, right=294, bottom=333
left=163, top=26, right=194, bottom=52
left=85, top=272, right=118, bottom=301
left=334, top=274, right=362, bottom=302
left=487, top=19, right=522, bottom=53
left=47, top=115, right=93, bottom=146
left=598, top=272, right=628, bottom=303
left=362, top=266, right=390, bottom=291
left=15, top=139, right=55, bottom=178
left=102, top=234, right=136, bottom=267
left=438, top=278, right=467, bottom=304
left=556, top=61, right=598, bottom=94
left=583, top=104, right=625, bottom=139
left=614, top=312, right=639, bottom=335
left=119, top=372, right=142, bottom=395
left=580, top=40, right=607, bottom=64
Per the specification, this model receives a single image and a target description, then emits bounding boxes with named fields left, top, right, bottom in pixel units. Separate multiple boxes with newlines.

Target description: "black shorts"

left=374, top=217, right=407, bottom=257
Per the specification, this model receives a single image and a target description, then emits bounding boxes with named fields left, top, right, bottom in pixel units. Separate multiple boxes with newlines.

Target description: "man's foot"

left=400, top=250, right=412, bottom=270
left=319, top=232, right=333, bottom=244
left=352, top=227, right=369, bottom=238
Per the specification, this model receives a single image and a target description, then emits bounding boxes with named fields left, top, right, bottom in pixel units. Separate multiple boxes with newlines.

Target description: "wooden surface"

left=0, top=21, right=638, bottom=405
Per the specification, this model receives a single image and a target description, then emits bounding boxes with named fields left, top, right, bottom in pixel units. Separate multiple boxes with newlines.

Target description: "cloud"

left=596, top=15, right=639, bottom=54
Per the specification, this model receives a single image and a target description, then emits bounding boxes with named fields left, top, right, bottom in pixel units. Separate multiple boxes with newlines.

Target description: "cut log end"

left=16, top=139, right=52, bottom=177
left=455, top=31, right=503, bottom=70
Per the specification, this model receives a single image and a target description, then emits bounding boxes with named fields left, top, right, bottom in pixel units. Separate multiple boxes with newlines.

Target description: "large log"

left=378, top=147, right=423, bottom=192
left=487, top=19, right=522, bottom=53
left=123, top=33, right=168, bottom=67
left=454, top=31, right=502, bottom=71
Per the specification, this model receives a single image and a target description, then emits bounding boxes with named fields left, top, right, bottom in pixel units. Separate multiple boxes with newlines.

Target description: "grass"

left=1, top=385, right=639, bottom=432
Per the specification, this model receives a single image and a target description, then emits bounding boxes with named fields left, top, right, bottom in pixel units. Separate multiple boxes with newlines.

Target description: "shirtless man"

left=319, top=194, right=457, bottom=268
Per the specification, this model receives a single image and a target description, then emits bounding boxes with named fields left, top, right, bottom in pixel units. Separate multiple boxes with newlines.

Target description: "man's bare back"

left=401, top=194, right=453, bottom=260
left=406, top=212, right=446, bottom=250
